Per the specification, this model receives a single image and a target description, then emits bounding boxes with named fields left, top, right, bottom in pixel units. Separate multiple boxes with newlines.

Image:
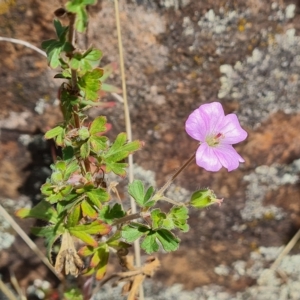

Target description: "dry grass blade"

left=0, top=205, right=62, bottom=280
left=113, top=1, right=143, bottom=298
left=10, top=271, right=27, bottom=300
left=270, top=228, right=300, bottom=271
left=0, top=278, right=18, bottom=300
left=0, top=37, right=46, bottom=57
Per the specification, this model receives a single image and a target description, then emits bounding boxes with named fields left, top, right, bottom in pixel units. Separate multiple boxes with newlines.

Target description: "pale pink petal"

left=185, top=102, right=225, bottom=142
left=213, top=144, right=244, bottom=171
left=195, top=143, right=222, bottom=172
left=198, top=102, right=226, bottom=135
left=185, top=109, right=207, bottom=142
left=219, top=114, right=248, bottom=144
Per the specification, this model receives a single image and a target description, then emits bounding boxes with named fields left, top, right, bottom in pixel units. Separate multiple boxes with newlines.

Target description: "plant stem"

left=155, top=152, right=196, bottom=198
left=112, top=213, right=141, bottom=226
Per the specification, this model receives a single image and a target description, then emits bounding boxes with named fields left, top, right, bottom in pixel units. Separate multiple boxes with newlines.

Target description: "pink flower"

left=185, top=102, right=247, bottom=172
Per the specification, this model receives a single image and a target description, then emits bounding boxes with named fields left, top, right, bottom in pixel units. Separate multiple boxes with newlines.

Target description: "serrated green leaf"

left=151, top=209, right=166, bottom=229
left=89, top=116, right=107, bottom=135
left=41, top=20, right=74, bottom=68
left=64, top=160, right=79, bottom=180
left=128, top=180, right=155, bottom=208
left=86, top=188, right=109, bottom=207
left=128, top=180, right=144, bottom=204
left=103, top=133, right=142, bottom=176
left=78, top=68, right=103, bottom=101
left=80, top=141, right=90, bottom=158
left=66, top=205, right=81, bottom=227
left=121, top=223, right=150, bottom=243
left=78, top=127, right=90, bottom=140
left=15, top=199, right=58, bottom=223
left=141, top=232, right=159, bottom=254
left=81, top=199, right=98, bottom=218
left=70, top=49, right=102, bottom=72
left=90, top=136, right=107, bottom=153
left=98, top=204, right=126, bottom=224
left=69, top=229, right=97, bottom=247
left=94, top=244, right=109, bottom=280
left=78, top=245, right=95, bottom=257
left=69, top=220, right=111, bottom=235
left=45, top=125, right=64, bottom=139
left=156, top=229, right=180, bottom=252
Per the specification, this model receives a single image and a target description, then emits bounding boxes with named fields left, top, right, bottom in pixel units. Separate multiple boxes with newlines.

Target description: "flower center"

left=206, top=132, right=224, bottom=147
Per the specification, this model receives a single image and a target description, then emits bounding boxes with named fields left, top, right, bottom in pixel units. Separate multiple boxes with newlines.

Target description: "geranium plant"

left=15, top=1, right=247, bottom=299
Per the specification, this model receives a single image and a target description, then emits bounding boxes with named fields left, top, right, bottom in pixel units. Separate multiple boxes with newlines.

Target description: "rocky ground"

left=1, top=0, right=300, bottom=299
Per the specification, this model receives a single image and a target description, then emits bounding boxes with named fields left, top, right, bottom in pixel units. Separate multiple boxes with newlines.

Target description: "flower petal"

left=213, top=144, right=245, bottom=171
left=185, top=102, right=225, bottom=142
left=195, top=143, right=222, bottom=172
left=219, top=114, right=248, bottom=144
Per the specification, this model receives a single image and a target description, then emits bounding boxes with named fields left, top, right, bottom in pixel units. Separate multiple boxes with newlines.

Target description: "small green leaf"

left=90, top=136, right=107, bottom=153
left=86, top=188, right=109, bottom=207
left=80, top=141, right=90, bottom=158
left=78, top=127, right=90, bottom=140
left=121, top=223, right=150, bottom=243
left=141, top=232, right=159, bottom=254
left=69, top=229, right=97, bottom=247
left=66, top=205, right=81, bottom=227
left=128, top=180, right=155, bottom=207
left=78, top=245, right=95, bottom=257
left=98, top=204, right=126, bottom=224
left=62, top=146, right=74, bottom=160
left=69, top=220, right=111, bottom=235
left=81, top=199, right=98, bottom=218
left=15, top=200, right=58, bottom=223
left=41, top=20, right=74, bottom=68
left=89, top=116, right=107, bottom=135
left=78, top=68, right=103, bottom=101
left=103, top=133, right=142, bottom=176
left=45, top=125, right=64, bottom=139
left=156, top=229, right=180, bottom=252
left=151, top=209, right=166, bottom=229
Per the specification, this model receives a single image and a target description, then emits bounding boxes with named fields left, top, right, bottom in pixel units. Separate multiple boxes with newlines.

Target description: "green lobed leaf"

left=41, top=20, right=74, bottom=68
left=98, top=204, right=126, bottom=224
left=156, top=229, right=180, bottom=252
left=15, top=199, right=58, bottom=223
left=66, top=205, right=81, bottom=227
left=89, top=136, right=107, bottom=153
left=68, top=229, right=97, bottom=247
left=81, top=199, right=98, bottom=218
left=94, top=244, right=109, bottom=280
left=78, top=68, right=103, bottom=101
left=103, top=133, right=142, bottom=175
left=89, top=116, right=107, bottom=135
left=128, top=180, right=155, bottom=208
left=80, top=141, right=90, bottom=158
left=141, top=232, right=159, bottom=254
left=86, top=188, right=109, bottom=207
left=78, top=127, right=90, bottom=140
left=151, top=209, right=166, bottom=229
left=68, top=220, right=111, bottom=235
left=78, top=245, right=95, bottom=257
left=121, top=223, right=150, bottom=243
left=45, top=125, right=64, bottom=139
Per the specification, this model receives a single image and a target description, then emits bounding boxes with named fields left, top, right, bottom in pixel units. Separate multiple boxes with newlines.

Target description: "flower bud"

left=190, top=189, right=223, bottom=208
